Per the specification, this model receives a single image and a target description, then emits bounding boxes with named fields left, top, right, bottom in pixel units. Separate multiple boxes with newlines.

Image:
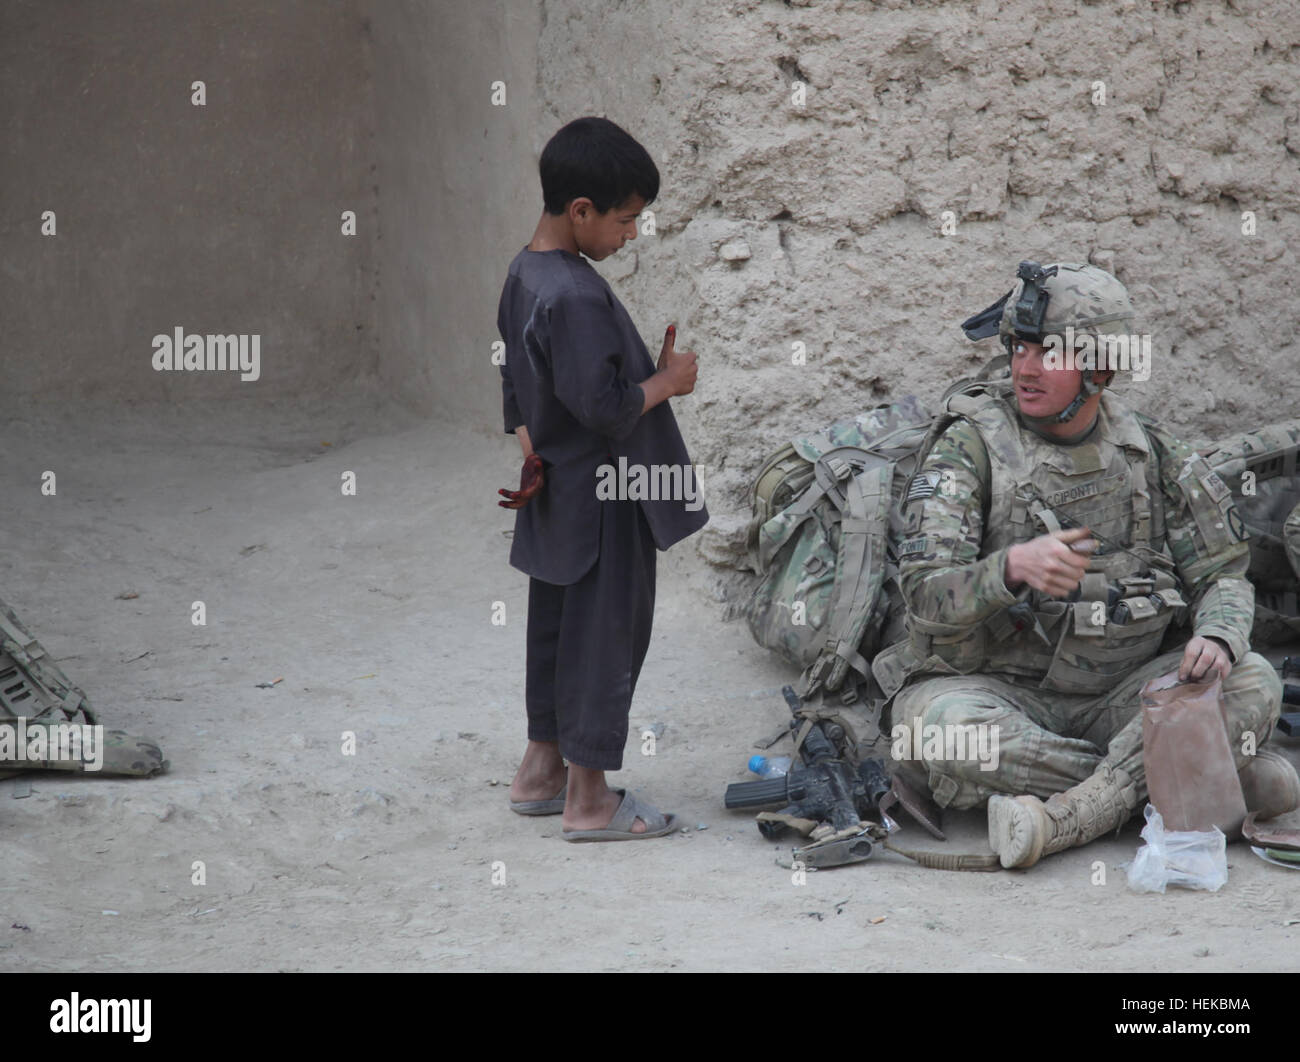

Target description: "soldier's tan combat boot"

left=1239, top=749, right=1300, bottom=820
left=987, top=764, right=1138, bottom=869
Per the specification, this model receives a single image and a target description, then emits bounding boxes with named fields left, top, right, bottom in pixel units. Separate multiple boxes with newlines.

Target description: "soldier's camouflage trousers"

left=890, top=650, right=1281, bottom=810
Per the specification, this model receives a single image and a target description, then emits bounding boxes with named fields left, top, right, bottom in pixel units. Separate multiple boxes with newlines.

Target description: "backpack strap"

left=900, top=379, right=1013, bottom=506
left=802, top=461, right=892, bottom=697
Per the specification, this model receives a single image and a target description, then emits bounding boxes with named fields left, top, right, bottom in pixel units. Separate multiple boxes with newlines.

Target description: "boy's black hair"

left=539, top=117, right=660, bottom=216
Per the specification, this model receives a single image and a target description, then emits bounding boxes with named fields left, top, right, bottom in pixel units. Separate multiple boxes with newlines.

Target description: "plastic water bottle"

left=748, top=754, right=791, bottom=778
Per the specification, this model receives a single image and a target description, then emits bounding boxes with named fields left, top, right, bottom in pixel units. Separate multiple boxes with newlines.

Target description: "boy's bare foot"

left=562, top=787, right=649, bottom=833
left=509, top=740, right=567, bottom=804
left=512, top=754, right=659, bottom=834
left=562, top=766, right=647, bottom=833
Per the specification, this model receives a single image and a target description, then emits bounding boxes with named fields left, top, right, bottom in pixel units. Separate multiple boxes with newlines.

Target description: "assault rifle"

left=723, top=686, right=944, bottom=868
left=1278, top=656, right=1300, bottom=736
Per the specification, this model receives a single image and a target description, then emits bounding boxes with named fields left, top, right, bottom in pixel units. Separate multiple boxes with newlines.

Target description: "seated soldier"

left=883, top=260, right=1299, bottom=868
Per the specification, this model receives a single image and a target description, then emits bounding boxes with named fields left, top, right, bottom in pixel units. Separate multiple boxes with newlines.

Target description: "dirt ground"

left=2, top=394, right=1299, bottom=973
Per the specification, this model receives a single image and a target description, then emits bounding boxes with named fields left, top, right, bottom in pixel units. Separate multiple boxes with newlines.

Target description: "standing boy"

left=496, top=117, right=708, bottom=841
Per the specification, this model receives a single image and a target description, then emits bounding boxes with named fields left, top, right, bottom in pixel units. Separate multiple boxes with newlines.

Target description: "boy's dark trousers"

left=524, top=497, right=656, bottom=771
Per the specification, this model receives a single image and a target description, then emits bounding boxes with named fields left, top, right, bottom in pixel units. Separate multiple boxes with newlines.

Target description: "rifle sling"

left=881, top=840, right=1001, bottom=871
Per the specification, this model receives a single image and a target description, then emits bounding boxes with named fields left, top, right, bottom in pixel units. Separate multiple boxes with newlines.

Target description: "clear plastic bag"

left=1126, top=804, right=1228, bottom=893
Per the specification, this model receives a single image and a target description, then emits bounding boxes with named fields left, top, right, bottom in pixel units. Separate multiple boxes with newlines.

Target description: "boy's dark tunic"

left=498, top=247, right=708, bottom=769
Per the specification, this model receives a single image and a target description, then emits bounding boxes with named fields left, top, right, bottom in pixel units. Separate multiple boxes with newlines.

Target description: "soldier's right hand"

left=657, top=324, right=698, bottom=396
left=1005, top=526, right=1096, bottom=597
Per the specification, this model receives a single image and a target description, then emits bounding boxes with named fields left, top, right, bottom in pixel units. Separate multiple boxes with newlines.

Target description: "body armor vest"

left=904, top=388, right=1187, bottom=695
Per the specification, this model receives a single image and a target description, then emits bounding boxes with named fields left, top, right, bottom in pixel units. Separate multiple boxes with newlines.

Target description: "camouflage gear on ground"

left=0, top=723, right=166, bottom=778
left=874, top=384, right=1255, bottom=699
left=747, top=396, right=932, bottom=529
left=744, top=396, right=931, bottom=697
left=891, top=649, right=1280, bottom=810
left=0, top=592, right=167, bottom=779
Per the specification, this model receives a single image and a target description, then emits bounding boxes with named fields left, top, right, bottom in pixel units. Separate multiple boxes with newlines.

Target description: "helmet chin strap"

left=1003, top=332, right=1106, bottom=425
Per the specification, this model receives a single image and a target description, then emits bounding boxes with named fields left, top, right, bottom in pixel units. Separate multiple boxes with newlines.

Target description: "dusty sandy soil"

left=2, top=395, right=1298, bottom=972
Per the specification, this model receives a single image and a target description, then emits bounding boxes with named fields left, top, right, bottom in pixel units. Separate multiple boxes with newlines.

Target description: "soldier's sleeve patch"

left=1178, top=456, right=1250, bottom=552
left=906, top=471, right=942, bottom=502
left=1200, top=467, right=1231, bottom=504
left=898, top=535, right=930, bottom=557
left=1226, top=504, right=1248, bottom=542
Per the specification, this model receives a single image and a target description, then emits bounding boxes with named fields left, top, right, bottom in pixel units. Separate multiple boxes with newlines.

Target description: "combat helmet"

left=962, top=260, right=1136, bottom=424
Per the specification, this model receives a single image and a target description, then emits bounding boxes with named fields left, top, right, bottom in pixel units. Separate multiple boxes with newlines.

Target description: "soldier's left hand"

left=1179, top=635, right=1232, bottom=682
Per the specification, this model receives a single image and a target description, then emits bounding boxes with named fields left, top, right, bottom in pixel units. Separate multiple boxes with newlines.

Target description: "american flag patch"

left=906, top=470, right=942, bottom=502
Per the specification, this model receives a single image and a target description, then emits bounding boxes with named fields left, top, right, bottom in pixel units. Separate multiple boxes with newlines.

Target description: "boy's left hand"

left=498, top=453, right=545, bottom=509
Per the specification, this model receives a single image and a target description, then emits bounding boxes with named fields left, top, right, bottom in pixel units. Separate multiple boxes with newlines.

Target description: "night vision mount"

left=959, top=259, right=1059, bottom=342
left=1009, top=260, right=1058, bottom=340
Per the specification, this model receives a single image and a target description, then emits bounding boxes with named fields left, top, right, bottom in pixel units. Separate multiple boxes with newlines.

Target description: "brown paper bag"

left=1140, top=669, right=1247, bottom=834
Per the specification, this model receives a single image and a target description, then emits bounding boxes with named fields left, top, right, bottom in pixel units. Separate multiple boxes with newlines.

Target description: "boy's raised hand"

left=657, top=324, right=698, bottom=396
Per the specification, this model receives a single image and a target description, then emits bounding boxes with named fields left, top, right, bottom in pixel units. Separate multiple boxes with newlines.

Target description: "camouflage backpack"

left=743, top=394, right=934, bottom=705
left=1199, top=421, right=1300, bottom=645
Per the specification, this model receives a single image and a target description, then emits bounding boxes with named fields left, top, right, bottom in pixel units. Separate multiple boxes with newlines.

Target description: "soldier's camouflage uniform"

left=879, top=385, right=1280, bottom=811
